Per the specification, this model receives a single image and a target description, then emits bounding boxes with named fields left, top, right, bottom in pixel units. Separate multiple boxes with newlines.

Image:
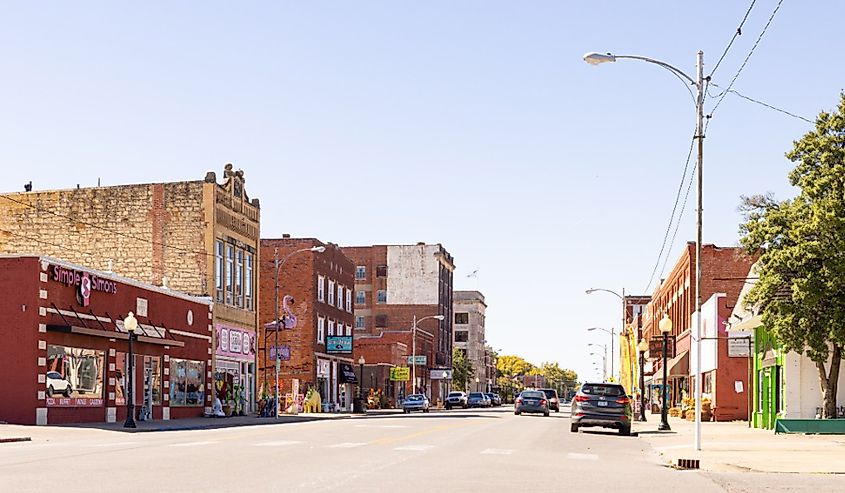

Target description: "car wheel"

left=446, top=405, right=451, bottom=410
left=463, top=404, right=468, bottom=409
left=424, top=408, right=429, bottom=413
left=555, top=408, right=559, bottom=413
left=619, top=425, right=631, bottom=436
left=570, top=424, right=578, bottom=433
left=64, top=386, right=72, bottom=397
left=514, top=411, right=521, bottom=415
left=544, top=411, right=550, bottom=417
left=47, top=386, right=55, bottom=397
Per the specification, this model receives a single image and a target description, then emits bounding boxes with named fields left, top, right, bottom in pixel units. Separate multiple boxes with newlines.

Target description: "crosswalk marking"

left=170, top=441, right=219, bottom=447
left=567, top=452, right=599, bottom=461
left=254, top=440, right=303, bottom=447
left=394, top=445, right=434, bottom=452
left=328, top=442, right=367, bottom=448
left=481, top=448, right=513, bottom=455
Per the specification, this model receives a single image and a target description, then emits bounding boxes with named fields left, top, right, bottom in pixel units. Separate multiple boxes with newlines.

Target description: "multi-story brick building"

left=641, top=242, right=754, bottom=420
left=453, top=290, right=487, bottom=391
left=342, top=243, right=455, bottom=404
left=258, top=236, right=356, bottom=412
left=0, top=164, right=260, bottom=413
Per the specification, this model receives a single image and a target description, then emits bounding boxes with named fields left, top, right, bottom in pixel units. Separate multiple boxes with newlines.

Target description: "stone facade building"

left=342, top=243, right=455, bottom=404
left=453, top=290, right=487, bottom=391
left=0, top=164, right=260, bottom=413
left=258, top=236, right=356, bottom=412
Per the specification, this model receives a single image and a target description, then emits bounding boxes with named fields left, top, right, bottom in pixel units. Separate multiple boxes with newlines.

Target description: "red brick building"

left=0, top=256, right=212, bottom=425
left=258, top=236, right=356, bottom=412
left=342, top=243, right=455, bottom=405
left=642, top=243, right=754, bottom=420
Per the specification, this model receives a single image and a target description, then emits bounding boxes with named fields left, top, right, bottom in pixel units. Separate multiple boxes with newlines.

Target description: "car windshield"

left=581, top=384, right=625, bottom=397
left=520, top=391, right=544, bottom=399
left=448, top=392, right=463, bottom=397
left=406, top=395, right=424, bottom=401
left=469, top=393, right=484, bottom=398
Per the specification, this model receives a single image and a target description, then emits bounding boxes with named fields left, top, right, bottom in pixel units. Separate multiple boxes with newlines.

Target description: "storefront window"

left=170, top=359, right=205, bottom=407
left=115, top=354, right=162, bottom=406
left=46, top=345, right=105, bottom=407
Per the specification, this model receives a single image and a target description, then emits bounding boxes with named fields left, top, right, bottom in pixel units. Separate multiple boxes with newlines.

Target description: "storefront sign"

left=729, top=335, right=751, bottom=357
left=407, top=355, right=427, bottom=365
left=317, top=359, right=330, bottom=378
left=390, top=367, right=410, bottom=381
left=269, top=344, right=291, bottom=361
left=430, top=369, right=453, bottom=380
left=326, top=335, right=352, bottom=354
left=215, top=325, right=255, bottom=361
left=649, top=337, right=675, bottom=359
left=340, top=363, right=358, bottom=384
left=46, top=397, right=104, bottom=407
left=51, top=264, right=117, bottom=306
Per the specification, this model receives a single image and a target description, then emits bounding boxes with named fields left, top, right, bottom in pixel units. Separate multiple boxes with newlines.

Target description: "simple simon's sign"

left=51, top=264, right=117, bottom=307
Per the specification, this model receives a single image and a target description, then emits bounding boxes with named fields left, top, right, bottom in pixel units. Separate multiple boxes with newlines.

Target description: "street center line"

left=567, top=452, right=599, bottom=461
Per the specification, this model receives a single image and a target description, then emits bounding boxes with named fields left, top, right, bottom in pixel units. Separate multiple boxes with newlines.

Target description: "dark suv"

left=538, top=388, right=560, bottom=412
left=570, top=383, right=633, bottom=436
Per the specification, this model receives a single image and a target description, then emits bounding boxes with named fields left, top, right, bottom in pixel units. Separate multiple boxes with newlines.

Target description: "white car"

left=402, top=394, right=430, bottom=414
left=47, top=371, right=73, bottom=397
left=445, top=391, right=468, bottom=409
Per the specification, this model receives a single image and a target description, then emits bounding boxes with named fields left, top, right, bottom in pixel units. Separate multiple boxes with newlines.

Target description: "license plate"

left=597, top=401, right=608, bottom=407
left=527, top=400, right=537, bottom=405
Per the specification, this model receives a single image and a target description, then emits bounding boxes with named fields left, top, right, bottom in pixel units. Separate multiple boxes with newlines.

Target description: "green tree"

left=496, top=355, right=535, bottom=378
left=452, top=348, right=474, bottom=392
left=739, top=93, right=845, bottom=418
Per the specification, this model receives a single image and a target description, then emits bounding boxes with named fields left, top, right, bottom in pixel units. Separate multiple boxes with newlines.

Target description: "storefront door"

left=758, top=367, right=775, bottom=429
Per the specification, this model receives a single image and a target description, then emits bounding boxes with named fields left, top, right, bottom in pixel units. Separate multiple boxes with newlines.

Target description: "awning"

left=667, top=351, right=689, bottom=377
left=339, top=363, right=358, bottom=384
left=728, top=314, right=763, bottom=334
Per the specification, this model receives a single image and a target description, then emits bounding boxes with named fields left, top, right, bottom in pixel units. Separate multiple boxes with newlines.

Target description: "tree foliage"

left=739, top=93, right=845, bottom=418
left=496, top=355, right=535, bottom=378
left=451, top=348, right=474, bottom=392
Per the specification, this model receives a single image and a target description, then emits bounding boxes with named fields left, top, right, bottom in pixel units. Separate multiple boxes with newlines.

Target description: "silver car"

left=402, top=394, right=430, bottom=414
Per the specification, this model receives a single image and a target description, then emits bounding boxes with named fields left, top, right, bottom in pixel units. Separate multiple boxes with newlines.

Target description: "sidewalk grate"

left=677, top=458, right=700, bottom=469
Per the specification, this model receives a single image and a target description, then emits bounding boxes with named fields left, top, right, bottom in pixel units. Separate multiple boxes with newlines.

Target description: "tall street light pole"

left=123, top=312, right=138, bottom=429
left=272, top=244, right=326, bottom=418
left=588, top=343, right=607, bottom=381
left=584, top=50, right=705, bottom=450
left=411, top=314, right=445, bottom=396
left=586, top=287, right=626, bottom=380
left=587, top=327, right=614, bottom=380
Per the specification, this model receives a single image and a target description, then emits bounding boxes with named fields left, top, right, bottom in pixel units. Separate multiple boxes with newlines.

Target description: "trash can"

left=353, top=397, right=366, bottom=414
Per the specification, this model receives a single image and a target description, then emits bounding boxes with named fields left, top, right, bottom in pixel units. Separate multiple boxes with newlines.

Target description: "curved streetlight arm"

left=587, top=327, right=613, bottom=336
left=612, top=55, right=696, bottom=86
left=585, top=287, right=623, bottom=300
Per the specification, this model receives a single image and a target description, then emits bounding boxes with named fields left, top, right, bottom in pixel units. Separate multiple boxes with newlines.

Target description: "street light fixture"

left=637, top=338, right=650, bottom=422
left=475, top=376, right=480, bottom=392
left=271, top=244, right=326, bottom=418
left=411, top=314, right=445, bottom=397
left=586, top=287, right=627, bottom=383
left=587, top=327, right=615, bottom=380
left=123, top=312, right=138, bottom=429
left=584, top=49, right=705, bottom=450
left=658, top=314, right=673, bottom=431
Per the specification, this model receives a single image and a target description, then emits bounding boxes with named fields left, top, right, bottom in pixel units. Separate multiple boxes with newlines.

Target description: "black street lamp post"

left=658, top=314, right=673, bottom=431
left=123, top=312, right=139, bottom=429
left=637, top=338, right=649, bottom=422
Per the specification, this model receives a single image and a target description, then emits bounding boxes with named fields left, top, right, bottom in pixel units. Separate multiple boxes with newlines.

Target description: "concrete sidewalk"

left=636, top=415, right=845, bottom=474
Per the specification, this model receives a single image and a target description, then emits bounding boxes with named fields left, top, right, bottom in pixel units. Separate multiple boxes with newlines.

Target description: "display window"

left=46, top=345, right=105, bottom=407
left=115, top=354, right=162, bottom=406
left=170, top=359, right=205, bottom=406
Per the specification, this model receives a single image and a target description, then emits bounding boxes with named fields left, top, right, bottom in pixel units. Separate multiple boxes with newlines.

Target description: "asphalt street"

left=1, top=406, right=843, bottom=492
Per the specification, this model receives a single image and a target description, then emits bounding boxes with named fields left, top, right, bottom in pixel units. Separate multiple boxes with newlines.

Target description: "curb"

left=0, top=437, right=32, bottom=444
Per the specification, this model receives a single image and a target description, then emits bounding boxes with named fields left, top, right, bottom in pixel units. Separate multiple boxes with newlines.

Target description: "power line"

left=710, top=83, right=813, bottom=124
left=0, top=227, right=102, bottom=261
left=709, top=0, right=759, bottom=78
left=659, top=161, right=697, bottom=279
left=643, top=131, right=697, bottom=294
left=709, top=0, right=786, bottom=119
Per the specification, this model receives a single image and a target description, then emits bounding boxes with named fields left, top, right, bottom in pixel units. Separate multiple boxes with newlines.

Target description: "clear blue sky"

left=2, top=2, right=841, bottom=382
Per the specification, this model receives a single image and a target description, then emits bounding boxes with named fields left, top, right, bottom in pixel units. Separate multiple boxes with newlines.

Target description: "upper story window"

left=356, top=291, right=366, bottom=305
left=455, top=331, right=469, bottom=343
left=328, top=280, right=335, bottom=306
left=337, top=284, right=344, bottom=310
left=377, top=290, right=387, bottom=304
left=235, top=250, right=244, bottom=308
left=355, top=316, right=365, bottom=329
left=215, top=241, right=224, bottom=302
left=245, top=253, right=254, bottom=310
left=328, top=319, right=335, bottom=336
left=346, top=288, right=352, bottom=312
left=455, top=312, right=469, bottom=325
left=318, top=276, right=325, bottom=302
left=375, top=315, right=388, bottom=328
left=376, top=265, right=388, bottom=278
left=355, top=266, right=366, bottom=280
left=225, top=244, right=235, bottom=305
left=317, top=317, right=325, bottom=344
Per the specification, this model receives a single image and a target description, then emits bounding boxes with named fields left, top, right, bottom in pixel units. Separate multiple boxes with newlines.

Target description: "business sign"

left=649, top=336, right=675, bottom=359
left=390, top=367, right=410, bottom=381
left=430, top=369, right=453, bottom=380
left=51, top=264, right=118, bottom=307
left=317, top=359, right=331, bottom=378
left=269, top=344, right=291, bottom=361
left=407, top=356, right=427, bottom=365
left=326, top=335, right=353, bottom=354
left=728, top=334, right=751, bottom=357
left=216, top=325, right=255, bottom=361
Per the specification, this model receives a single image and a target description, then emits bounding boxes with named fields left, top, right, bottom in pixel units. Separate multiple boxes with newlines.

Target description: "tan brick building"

left=258, top=236, right=356, bottom=412
left=0, top=164, right=260, bottom=413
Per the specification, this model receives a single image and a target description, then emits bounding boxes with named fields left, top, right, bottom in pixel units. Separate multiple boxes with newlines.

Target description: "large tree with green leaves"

left=451, top=348, right=475, bottom=392
left=739, top=93, right=845, bottom=418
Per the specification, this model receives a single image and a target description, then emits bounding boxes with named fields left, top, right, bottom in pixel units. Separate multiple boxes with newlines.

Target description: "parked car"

left=484, top=393, right=502, bottom=406
left=402, top=394, right=430, bottom=414
left=570, top=382, right=633, bottom=436
left=445, top=391, right=468, bottom=410
left=46, top=371, right=72, bottom=397
left=514, top=390, right=549, bottom=416
left=538, top=388, right=560, bottom=412
left=467, top=392, right=490, bottom=408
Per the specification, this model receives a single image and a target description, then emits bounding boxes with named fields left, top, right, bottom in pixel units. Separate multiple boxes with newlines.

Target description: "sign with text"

left=326, top=335, right=353, bottom=354
left=407, top=355, right=427, bottom=365
left=390, top=367, right=410, bottom=381
left=728, top=334, right=751, bottom=358
left=269, top=344, right=290, bottom=361
left=430, top=369, right=453, bottom=380
left=649, top=336, right=675, bottom=359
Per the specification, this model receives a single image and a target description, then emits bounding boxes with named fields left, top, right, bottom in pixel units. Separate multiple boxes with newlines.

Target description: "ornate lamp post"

left=658, top=314, right=673, bottom=431
left=123, top=312, right=138, bottom=429
left=637, top=338, right=649, bottom=422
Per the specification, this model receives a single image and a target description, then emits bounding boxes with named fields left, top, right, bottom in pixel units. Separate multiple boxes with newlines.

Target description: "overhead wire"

left=709, top=0, right=759, bottom=79
left=709, top=83, right=813, bottom=124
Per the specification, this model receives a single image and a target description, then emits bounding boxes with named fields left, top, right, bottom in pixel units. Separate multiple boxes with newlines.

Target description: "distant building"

left=453, top=290, right=487, bottom=391
left=0, top=164, right=261, bottom=413
left=342, top=243, right=455, bottom=404
left=258, top=236, right=356, bottom=412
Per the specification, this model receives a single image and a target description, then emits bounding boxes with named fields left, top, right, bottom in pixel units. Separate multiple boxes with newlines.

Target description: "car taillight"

left=616, top=397, right=631, bottom=405
left=540, top=399, right=547, bottom=406
left=515, top=398, right=522, bottom=404
left=575, top=395, right=589, bottom=402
